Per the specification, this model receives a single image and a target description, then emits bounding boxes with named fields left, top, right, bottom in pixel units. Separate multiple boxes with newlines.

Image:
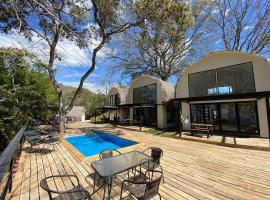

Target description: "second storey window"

left=109, top=93, right=120, bottom=106
left=133, top=84, right=157, bottom=104
left=188, top=62, right=255, bottom=97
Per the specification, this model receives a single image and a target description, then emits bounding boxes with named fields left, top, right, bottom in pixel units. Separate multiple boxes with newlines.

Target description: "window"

left=109, top=94, right=120, bottom=106
left=133, top=84, right=157, bottom=104
left=190, top=102, right=259, bottom=135
left=217, top=62, right=255, bottom=94
left=189, top=70, right=217, bottom=97
left=188, top=62, right=255, bottom=97
left=166, top=101, right=176, bottom=123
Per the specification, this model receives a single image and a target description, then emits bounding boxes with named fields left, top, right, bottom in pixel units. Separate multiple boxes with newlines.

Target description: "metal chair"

left=120, top=170, right=163, bottom=200
left=99, top=149, right=121, bottom=159
left=141, top=147, right=164, bottom=183
left=40, top=175, right=93, bottom=200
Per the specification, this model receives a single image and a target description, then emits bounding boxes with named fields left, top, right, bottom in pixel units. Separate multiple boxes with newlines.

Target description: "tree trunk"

left=58, top=92, right=65, bottom=133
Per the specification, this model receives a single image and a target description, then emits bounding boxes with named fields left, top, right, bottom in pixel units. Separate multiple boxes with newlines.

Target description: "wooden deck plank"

left=8, top=124, right=270, bottom=200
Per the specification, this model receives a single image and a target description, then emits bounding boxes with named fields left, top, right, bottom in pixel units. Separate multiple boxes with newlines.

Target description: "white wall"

left=257, top=98, right=269, bottom=138
left=181, top=102, right=191, bottom=130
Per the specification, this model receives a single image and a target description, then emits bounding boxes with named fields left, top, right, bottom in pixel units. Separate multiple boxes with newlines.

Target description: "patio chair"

left=40, top=175, right=93, bottom=200
left=141, top=147, right=164, bottom=183
left=120, top=170, right=163, bottom=200
left=25, top=133, right=56, bottom=153
left=99, top=149, right=121, bottom=159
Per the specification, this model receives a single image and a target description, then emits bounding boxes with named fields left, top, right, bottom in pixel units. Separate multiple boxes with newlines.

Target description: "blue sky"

left=0, top=30, right=116, bottom=93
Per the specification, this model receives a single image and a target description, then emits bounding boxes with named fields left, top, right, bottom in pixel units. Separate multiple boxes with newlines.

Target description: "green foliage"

left=61, top=85, right=106, bottom=118
left=0, top=48, right=57, bottom=140
left=114, top=0, right=201, bottom=81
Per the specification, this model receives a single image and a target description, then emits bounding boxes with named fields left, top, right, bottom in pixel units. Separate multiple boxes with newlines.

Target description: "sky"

left=1, top=0, right=269, bottom=94
left=0, top=30, right=115, bottom=93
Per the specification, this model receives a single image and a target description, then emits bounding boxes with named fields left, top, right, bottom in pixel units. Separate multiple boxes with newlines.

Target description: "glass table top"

left=91, top=151, right=152, bottom=177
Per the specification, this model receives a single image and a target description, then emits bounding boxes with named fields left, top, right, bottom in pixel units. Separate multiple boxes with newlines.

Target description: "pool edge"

left=61, top=129, right=144, bottom=162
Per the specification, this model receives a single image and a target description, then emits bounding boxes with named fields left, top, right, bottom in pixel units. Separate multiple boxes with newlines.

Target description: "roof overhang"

left=173, top=91, right=270, bottom=103
left=95, top=106, right=117, bottom=110
left=117, top=103, right=162, bottom=108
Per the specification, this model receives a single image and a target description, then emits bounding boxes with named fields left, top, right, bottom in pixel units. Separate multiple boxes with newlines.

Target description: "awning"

left=173, top=91, right=270, bottom=103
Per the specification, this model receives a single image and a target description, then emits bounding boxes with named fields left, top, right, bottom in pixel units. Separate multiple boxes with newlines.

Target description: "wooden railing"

left=0, top=120, right=29, bottom=200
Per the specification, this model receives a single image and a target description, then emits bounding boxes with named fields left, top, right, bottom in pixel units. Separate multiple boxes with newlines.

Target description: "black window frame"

left=188, top=62, right=256, bottom=97
left=133, top=83, right=157, bottom=104
left=189, top=101, right=260, bottom=136
left=109, top=93, right=120, bottom=106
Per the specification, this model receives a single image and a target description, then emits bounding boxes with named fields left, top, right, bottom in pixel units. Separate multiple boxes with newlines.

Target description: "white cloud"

left=0, top=30, right=111, bottom=68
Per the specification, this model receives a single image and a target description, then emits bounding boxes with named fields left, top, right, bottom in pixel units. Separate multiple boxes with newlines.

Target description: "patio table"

left=91, top=151, right=153, bottom=199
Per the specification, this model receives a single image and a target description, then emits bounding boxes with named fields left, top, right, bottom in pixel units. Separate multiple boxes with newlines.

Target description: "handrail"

left=0, top=119, right=30, bottom=200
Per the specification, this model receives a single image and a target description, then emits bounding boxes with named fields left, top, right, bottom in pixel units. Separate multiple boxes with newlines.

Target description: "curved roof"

left=108, top=86, right=129, bottom=104
left=176, top=51, right=270, bottom=87
left=194, top=51, right=268, bottom=64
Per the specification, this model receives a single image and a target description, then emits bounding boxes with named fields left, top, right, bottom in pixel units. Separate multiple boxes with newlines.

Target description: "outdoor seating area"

left=3, top=123, right=270, bottom=200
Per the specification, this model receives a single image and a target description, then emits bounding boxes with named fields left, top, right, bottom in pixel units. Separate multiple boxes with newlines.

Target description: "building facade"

left=175, top=51, right=270, bottom=138
left=67, top=106, right=86, bottom=122
left=107, top=87, right=129, bottom=121
left=126, top=75, right=176, bottom=129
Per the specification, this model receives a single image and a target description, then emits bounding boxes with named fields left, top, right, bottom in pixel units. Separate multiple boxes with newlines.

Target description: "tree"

left=61, top=85, right=107, bottom=118
left=0, top=47, right=57, bottom=146
left=112, top=0, right=212, bottom=81
left=210, top=0, right=270, bottom=55
left=0, top=0, right=161, bottom=132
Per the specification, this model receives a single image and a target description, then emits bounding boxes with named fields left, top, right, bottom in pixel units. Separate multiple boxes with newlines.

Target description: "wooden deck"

left=7, top=124, right=270, bottom=200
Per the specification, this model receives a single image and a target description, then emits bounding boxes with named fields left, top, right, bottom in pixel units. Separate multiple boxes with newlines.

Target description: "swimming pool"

left=65, top=131, right=137, bottom=157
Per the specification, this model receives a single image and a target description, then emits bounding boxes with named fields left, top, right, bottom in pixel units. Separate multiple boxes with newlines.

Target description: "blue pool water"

left=65, top=131, right=137, bottom=157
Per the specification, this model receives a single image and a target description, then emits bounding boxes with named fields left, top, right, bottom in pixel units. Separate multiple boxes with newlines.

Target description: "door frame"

left=189, top=100, right=260, bottom=136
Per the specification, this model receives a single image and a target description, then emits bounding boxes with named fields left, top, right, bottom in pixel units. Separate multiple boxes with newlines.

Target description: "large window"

left=109, top=94, right=120, bottom=106
left=190, top=101, right=259, bottom=135
left=189, top=70, right=217, bottom=97
left=189, top=62, right=255, bottom=97
left=133, top=84, right=157, bottom=104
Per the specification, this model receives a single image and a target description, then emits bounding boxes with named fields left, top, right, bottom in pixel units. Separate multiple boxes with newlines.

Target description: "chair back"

left=151, top=147, right=163, bottom=164
left=99, top=149, right=121, bottom=159
left=40, top=178, right=53, bottom=199
left=145, top=170, right=163, bottom=199
left=99, top=149, right=113, bottom=159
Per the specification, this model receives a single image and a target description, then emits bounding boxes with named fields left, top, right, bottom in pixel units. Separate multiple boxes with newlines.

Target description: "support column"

left=102, top=108, right=105, bottom=124
left=265, top=96, right=270, bottom=144
left=178, top=100, right=182, bottom=136
left=94, top=109, right=96, bottom=123
left=139, top=105, right=142, bottom=131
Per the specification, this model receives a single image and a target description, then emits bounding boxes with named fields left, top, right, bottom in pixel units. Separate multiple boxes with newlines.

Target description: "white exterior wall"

left=181, top=102, right=191, bottom=130
left=81, top=113, right=85, bottom=122
left=257, top=98, right=269, bottom=138
left=176, top=51, right=270, bottom=138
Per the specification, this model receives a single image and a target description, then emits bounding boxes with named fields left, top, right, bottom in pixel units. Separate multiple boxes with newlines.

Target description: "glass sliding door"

left=133, top=107, right=157, bottom=126
left=190, top=104, right=219, bottom=130
left=238, top=102, right=258, bottom=133
left=204, top=104, right=219, bottom=130
left=220, top=103, right=238, bottom=131
left=190, top=101, right=259, bottom=135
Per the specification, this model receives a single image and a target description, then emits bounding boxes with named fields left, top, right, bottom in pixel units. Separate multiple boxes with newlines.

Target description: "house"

left=175, top=51, right=270, bottom=138
left=123, top=75, right=176, bottom=129
left=107, top=86, right=129, bottom=121
left=67, top=106, right=86, bottom=122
